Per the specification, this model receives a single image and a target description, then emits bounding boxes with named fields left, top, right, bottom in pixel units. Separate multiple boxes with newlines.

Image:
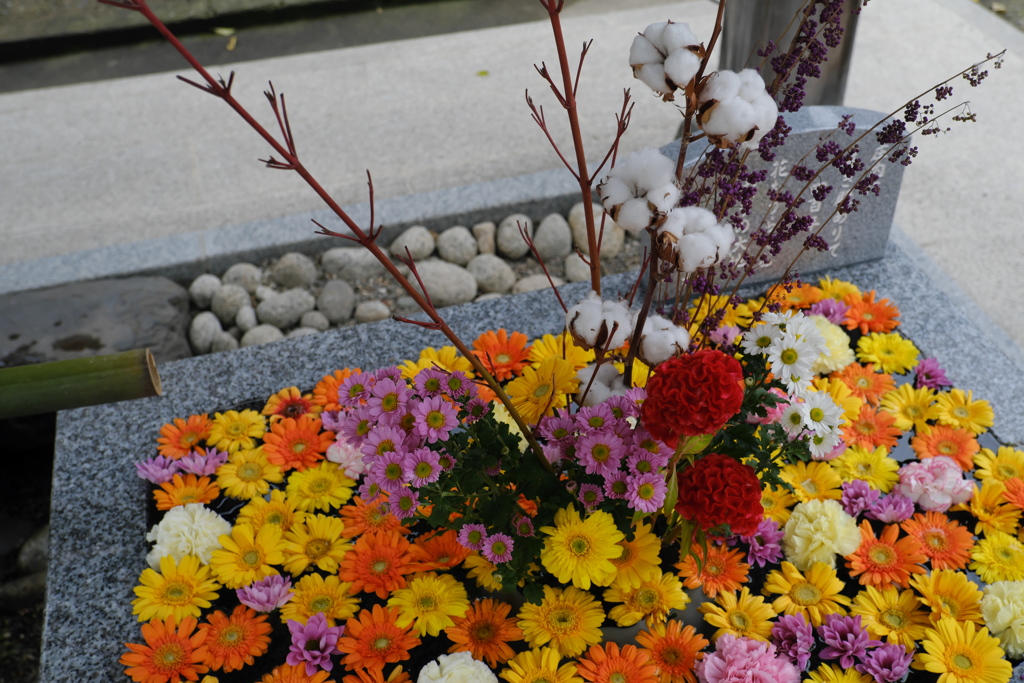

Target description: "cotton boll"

left=566, top=292, right=605, bottom=348
left=663, top=50, right=701, bottom=90
left=677, top=206, right=716, bottom=235
left=705, top=221, right=736, bottom=253
left=631, top=21, right=704, bottom=97
left=615, top=198, right=653, bottom=233
left=576, top=363, right=620, bottom=406
left=698, top=69, right=779, bottom=148
left=636, top=63, right=671, bottom=96
left=737, top=68, right=767, bottom=100
left=601, top=299, right=634, bottom=349
left=661, top=21, right=699, bottom=53
left=677, top=233, right=718, bottom=272
left=635, top=148, right=676, bottom=189
left=658, top=207, right=687, bottom=240
left=600, top=177, right=632, bottom=209
left=629, top=34, right=663, bottom=66
left=647, top=183, right=680, bottom=213
left=641, top=20, right=668, bottom=46
left=638, top=314, right=690, bottom=366
left=700, top=70, right=740, bottom=103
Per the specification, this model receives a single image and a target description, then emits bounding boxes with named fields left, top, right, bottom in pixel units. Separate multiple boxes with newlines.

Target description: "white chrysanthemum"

left=697, top=69, right=779, bottom=148
left=740, top=322, right=780, bottom=356
left=145, top=503, right=230, bottom=569
left=767, top=330, right=817, bottom=397
left=799, top=390, right=843, bottom=436
left=566, top=291, right=633, bottom=351
left=783, top=499, right=860, bottom=571
left=637, top=314, right=690, bottom=366
left=779, top=402, right=807, bottom=438
left=810, top=315, right=855, bottom=374
left=982, top=581, right=1024, bottom=658
left=326, top=436, right=368, bottom=479
left=417, top=651, right=499, bottom=683
left=657, top=206, right=735, bottom=273
left=629, top=20, right=703, bottom=98
left=808, top=429, right=843, bottom=461
left=597, top=148, right=679, bottom=233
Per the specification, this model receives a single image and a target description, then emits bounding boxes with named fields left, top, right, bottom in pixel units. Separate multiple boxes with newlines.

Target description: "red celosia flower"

left=675, top=453, right=762, bottom=537
left=640, top=350, right=744, bottom=448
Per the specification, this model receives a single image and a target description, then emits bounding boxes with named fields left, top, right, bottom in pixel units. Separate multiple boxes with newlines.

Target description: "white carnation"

left=417, top=651, right=498, bottom=683
left=657, top=206, right=735, bottom=272
left=697, top=69, right=779, bottom=148
left=629, top=20, right=703, bottom=98
left=597, top=148, right=678, bottom=234
left=145, top=503, right=230, bottom=569
left=566, top=291, right=633, bottom=352
left=982, top=581, right=1024, bottom=658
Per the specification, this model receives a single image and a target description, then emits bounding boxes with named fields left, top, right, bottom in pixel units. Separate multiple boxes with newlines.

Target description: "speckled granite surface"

left=41, top=241, right=1023, bottom=680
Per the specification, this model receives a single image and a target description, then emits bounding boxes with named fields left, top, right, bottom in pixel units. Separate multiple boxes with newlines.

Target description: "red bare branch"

left=518, top=222, right=567, bottom=313
left=573, top=40, right=593, bottom=99
left=525, top=93, right=579, bottom=180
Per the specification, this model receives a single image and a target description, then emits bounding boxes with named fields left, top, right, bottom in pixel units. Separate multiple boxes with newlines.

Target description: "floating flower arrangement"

left=123, top=277, right=1024, bottom=683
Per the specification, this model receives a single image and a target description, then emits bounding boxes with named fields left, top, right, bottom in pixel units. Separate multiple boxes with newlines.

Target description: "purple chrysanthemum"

left=366, top=377, right=411, bottom=421
left=356, top=478, right=384, bottom=504
left=542, top=441, right=566, bottom=465
left=338, top=406, right=376, bottom=447
left=286, top=613, right=342, bottom=676
left=413, top=367, right=448, bottom=396
left=437, top=452, right=457, bottom=471
left=390, top=488, right=420, bottom=519
left=866, top=493, right=916, bottom=523
left=361, top=425, right=408, bottom=459
left=457, top=523, right=487, bottom=551
left=624, top=386, right=646, bottom=406
left=603, top=394, right=639, bottom=420
left=177, top=447, right=228, bottom=476
left=413, top=395, right=458, bottom=443
left=512, top=515, right=534, bottom=537
left=337, top=372, right=371, bottom=409
left=630, top=426, right=671, bottom=460
left=136, top=455, right=180, bottom=485
left=462, top=397, right=490, bottom=423
left=709, top=324, right=742, bottom=347
left=537, top=413, right=575, bottom=442
left=403, top=447, right=441, bottom=487
left=373, top=366, right=403, bottom=383
left=237, top=574, right=293, bottom=612
left=817, top=614, right=880, bottom=669
left=914, top=357, right=951, bottom=390
left=841, top=479, right=881, bottom=517
left=442, top=370, right=473, bottom=399
left=809, top=298, right=849, bottom=325
left=855, top=642, right=913, bottom=682
left=482, top=533, right=514, bottom=563
left=741, top=518, right=785, bottom=568
left=626, top=472, right=667, bottom=513
left=626, top=447, right=668, bottom=475
left=575, top=404, right=616, bottom=434
left=771, top=614, right=814, bottom=671
left=319, top=410, right=344, bottom=432
left=368, top=450, right=409, bottom=493
left=578, top=484, right=604, bottom=510
left=577, top=431, right=625, bottom=477
left=603, top=471, right=629, bottom=500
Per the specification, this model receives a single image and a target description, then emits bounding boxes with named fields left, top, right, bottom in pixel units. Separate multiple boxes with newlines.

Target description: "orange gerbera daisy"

left=845, top=521, right=927, bottom=588
left=842, top=404, right=902, bottom=452
left=339, top=495, right=408, bottom=539
left=153, top=474, right=219, bottom=511
left=843, top=291, right=900, bottom=335
left=342, top=667, right=411, bottom=683
left=263, top=414, right=334, bottom=472
left=121, top=615, right=209, bottom=683
left=312, top=368, right=361, bottom=412
left=577, top=642, right=659, bottom=683
left=911, top=425, right=979, bottom=471
left=197, top=605, right=272, bottom=673
left=831, top=363, right=895, bottom=406
left=263, top=386, right=322, bottom=423
left=259, top=663, right=335, bottom=683
left=410, top=530, right=471, bottom=571
left=769, top=282, right=824, bottom=311
left=901, top=512, right=974, bottom=571
left=157, top=414, right=213, bottom=459
left=445, top=598, right=523, bottom=667
left=472, top=329, right=532, bottom=381
left=1002, top=478, right=1024, bottom=509
left=337, top=605, right=421, bottom=671
left=675, top=544, right=749, bottom=598
left=338, top=530, right=417, bottom=599
left=636, top=620, right=707, bottom=683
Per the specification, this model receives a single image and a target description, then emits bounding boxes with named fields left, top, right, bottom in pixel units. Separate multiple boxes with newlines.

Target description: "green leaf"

left=678, top=433, right=714, bottom=456
left=662, top=468, right=679, bottom=516
left=523, top=581, right=544, bottom=605
left=476, top=70, right=490, bottom=77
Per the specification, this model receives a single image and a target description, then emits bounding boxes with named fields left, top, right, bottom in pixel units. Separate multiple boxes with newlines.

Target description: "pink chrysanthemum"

left=537, top=414, right=576, bottom=442
left=626, top=472, right=666, bottom=513
left=136, top=456, right=180, bottom=485
left=338, top=406, right=375, bottom=447
left=462, top=397, right=490, bottom=423
left=577, top=431, right=626, bottom=477
left=236, top=575, right=293, bottom=612
left=337, top=371, right=372, bottom=409
left=512, top=515, right=535, bottom=537
left=403, top=448, right=442, bottom=487
left=177, top=447, right=229, bottom=476
left=391, top=488, right=420, bottom=520
left=457, top=524, right=487, bottom=551
left=366, top=377, right=411, bottom=422
left=740, top=518, right=785, bottom=568
left=770, top=614, right=814, bottom=672
left=413, top=367, right=448, bottom=396
left=369, top=451, right=409, bottom=493
left=575, top=404, right=616, bottom=433
left=413, top=395, right=459, bottom=443
left=914, top=357, right=951, bottom=390
left=603, top=472, right=629, bottom=500
left=482, top=533, right=514, bottom=563
left=361, top=425, right=408, bottom=459
left=626, top=447, right=668, bottom=475
left=578, top=484, right=604, bottom=510
left=604, top=394, right=640, bottom=420
left=697, top=634, right=800, bottom=683
left=443, top=370, right=473, bottom=399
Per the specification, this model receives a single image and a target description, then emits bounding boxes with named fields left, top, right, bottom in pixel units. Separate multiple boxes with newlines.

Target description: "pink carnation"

left=894, top=456, right=974, bottom=512
left=326, top=436, right=368, bottom=478
left=697, top=634, right=800, bottom=683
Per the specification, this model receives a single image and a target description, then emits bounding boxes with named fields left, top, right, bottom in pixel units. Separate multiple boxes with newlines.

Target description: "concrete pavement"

left=0, top=0, right=1022, bottom=349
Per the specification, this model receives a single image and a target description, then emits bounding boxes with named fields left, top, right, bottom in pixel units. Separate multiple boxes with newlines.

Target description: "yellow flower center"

left=780, top=349, right=798, bottom=365
left=496, top=353, right=512, bottom=364
left=311, top=596, right=332, bottom=612
left=241, top=550, right=260, bottom=567
left=662, top=648, right=681, bottom=665
left=371, top=560, right=390, bottom=575
left=856, top=377, right=871, bottom=389
left=153, top=642, right=185, bottom=670
left=592, top=445, right=611, bottom=463
left=182, top=432, right=199, bottom=446
left=924, top=530, right=948, bottom=551
left=427, top=411, right=446, bottom=429
left=226, top=422, right=246, bottom=437
left=237, top=462, right=263, bottom=482
left=373, top=636, right=392, bottom=651
left=791, top=582, right=822, bottom=606
left=612, top=543, right=632, bottom=566
left=809, top=408, right=824, bottom=422
left=634, top=588, right=658, bottom=610
left=905, top=405, right=921, bottom=418
left=856, top=462, right=873, bottom=475
left=869, top=544, right=896, bottom=567
left=306, top=539, right=329, bottom=561
left=547, top=607, right=580, bottom=633
left=952, top=653, right=973, bottom=671
left=533, top=383, right=552, bottom=399
left=997, top=547, right=1017, bottom=562
left=418, top=595, right=436, bottom=611
left=729, top=610, right=751, bottom=630
left=937, top=441, right=956, bottom=456
left=761, top=493, right=777, bottom=510
left=291, top=442, right=306, bottom=454
left=638, top=483, right=656, bottom=501
left=569, top=535, right=591, bottom=556
left=266, top=511, right=286, bottom=525
left=882, top=609, right=907, bottom=629
left=862, top=312, right=875, bottom=320
left=610, top=674, right=627, bottom=683
left=997, top=464, right=1019, bottom=479
left=381, top=393, right=399, bottom=412
left=471, top=623, right=495, bottom=641
left=162, top=582, right=191, bottom=604
left=801, top=479, right=819, bottom=495
left=939, top=597, right=960, bottom=617
left=953, top=407, right=971, bottom=419
left=308, top=477, right=332, bottom=494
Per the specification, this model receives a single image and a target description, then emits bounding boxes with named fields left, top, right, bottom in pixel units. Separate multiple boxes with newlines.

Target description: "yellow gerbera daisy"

left=970, top=531, right=1024, bottom=583
left=464, top=553, right=503, bottom=592
left=388, top=572, right=470, bottom=637
left=934, top=389, right=995, bottom=435
left=207, top=409, right=267, bottom=453
left=132, top=554, right=221, bottom=622
left=237, top=489, right=307, bottom=535
left=913, top=617, right=1011, bottom=683
left=500, top=646, right=583, bottom=683
left=604, top=571, right=688, bottom=627
left=974, top=446, right=1024, bottom=483
left=763, top=561, right=851, bottom=627
left=612, top=356, right=652, bottom=389
left=517, top=585, right=605, bottom=658
left=806, top=663, right=873, bottom=683
left=699, top=587, right=776, bottom=642
left=285, top=460, right=355, bottom=513
left=282, top=514, right=351, bottom=575
left=539, top=505, right=624, bottom=590
left=779, top=461, right=843, bottom=503
left=209, top=523, right=285, bottom=589
left=608, top=522, right=662, bottom=590
left=818, top=276, right=861, bottom=301
left=760, top=484, right=797, bottom=526
left=398, top=346, right=474, bottom=380
left=956, top=480, right=1020, bottom=536
left=830, top=445, right=900, bottom=492
left=850, top=585, right=930, bottom=650
left=506, top=356, right=579, bottom=425
left=879, top=383, right=940, bottom=432
left=528, top=331, right=595, bottom=372
left=216, top=447, right=283, bottom=500
left=280, top=573, right=359, bottom=626
left=856, top=333, right=919, bottom=375
left=910, top=570, right=984, bottom=625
